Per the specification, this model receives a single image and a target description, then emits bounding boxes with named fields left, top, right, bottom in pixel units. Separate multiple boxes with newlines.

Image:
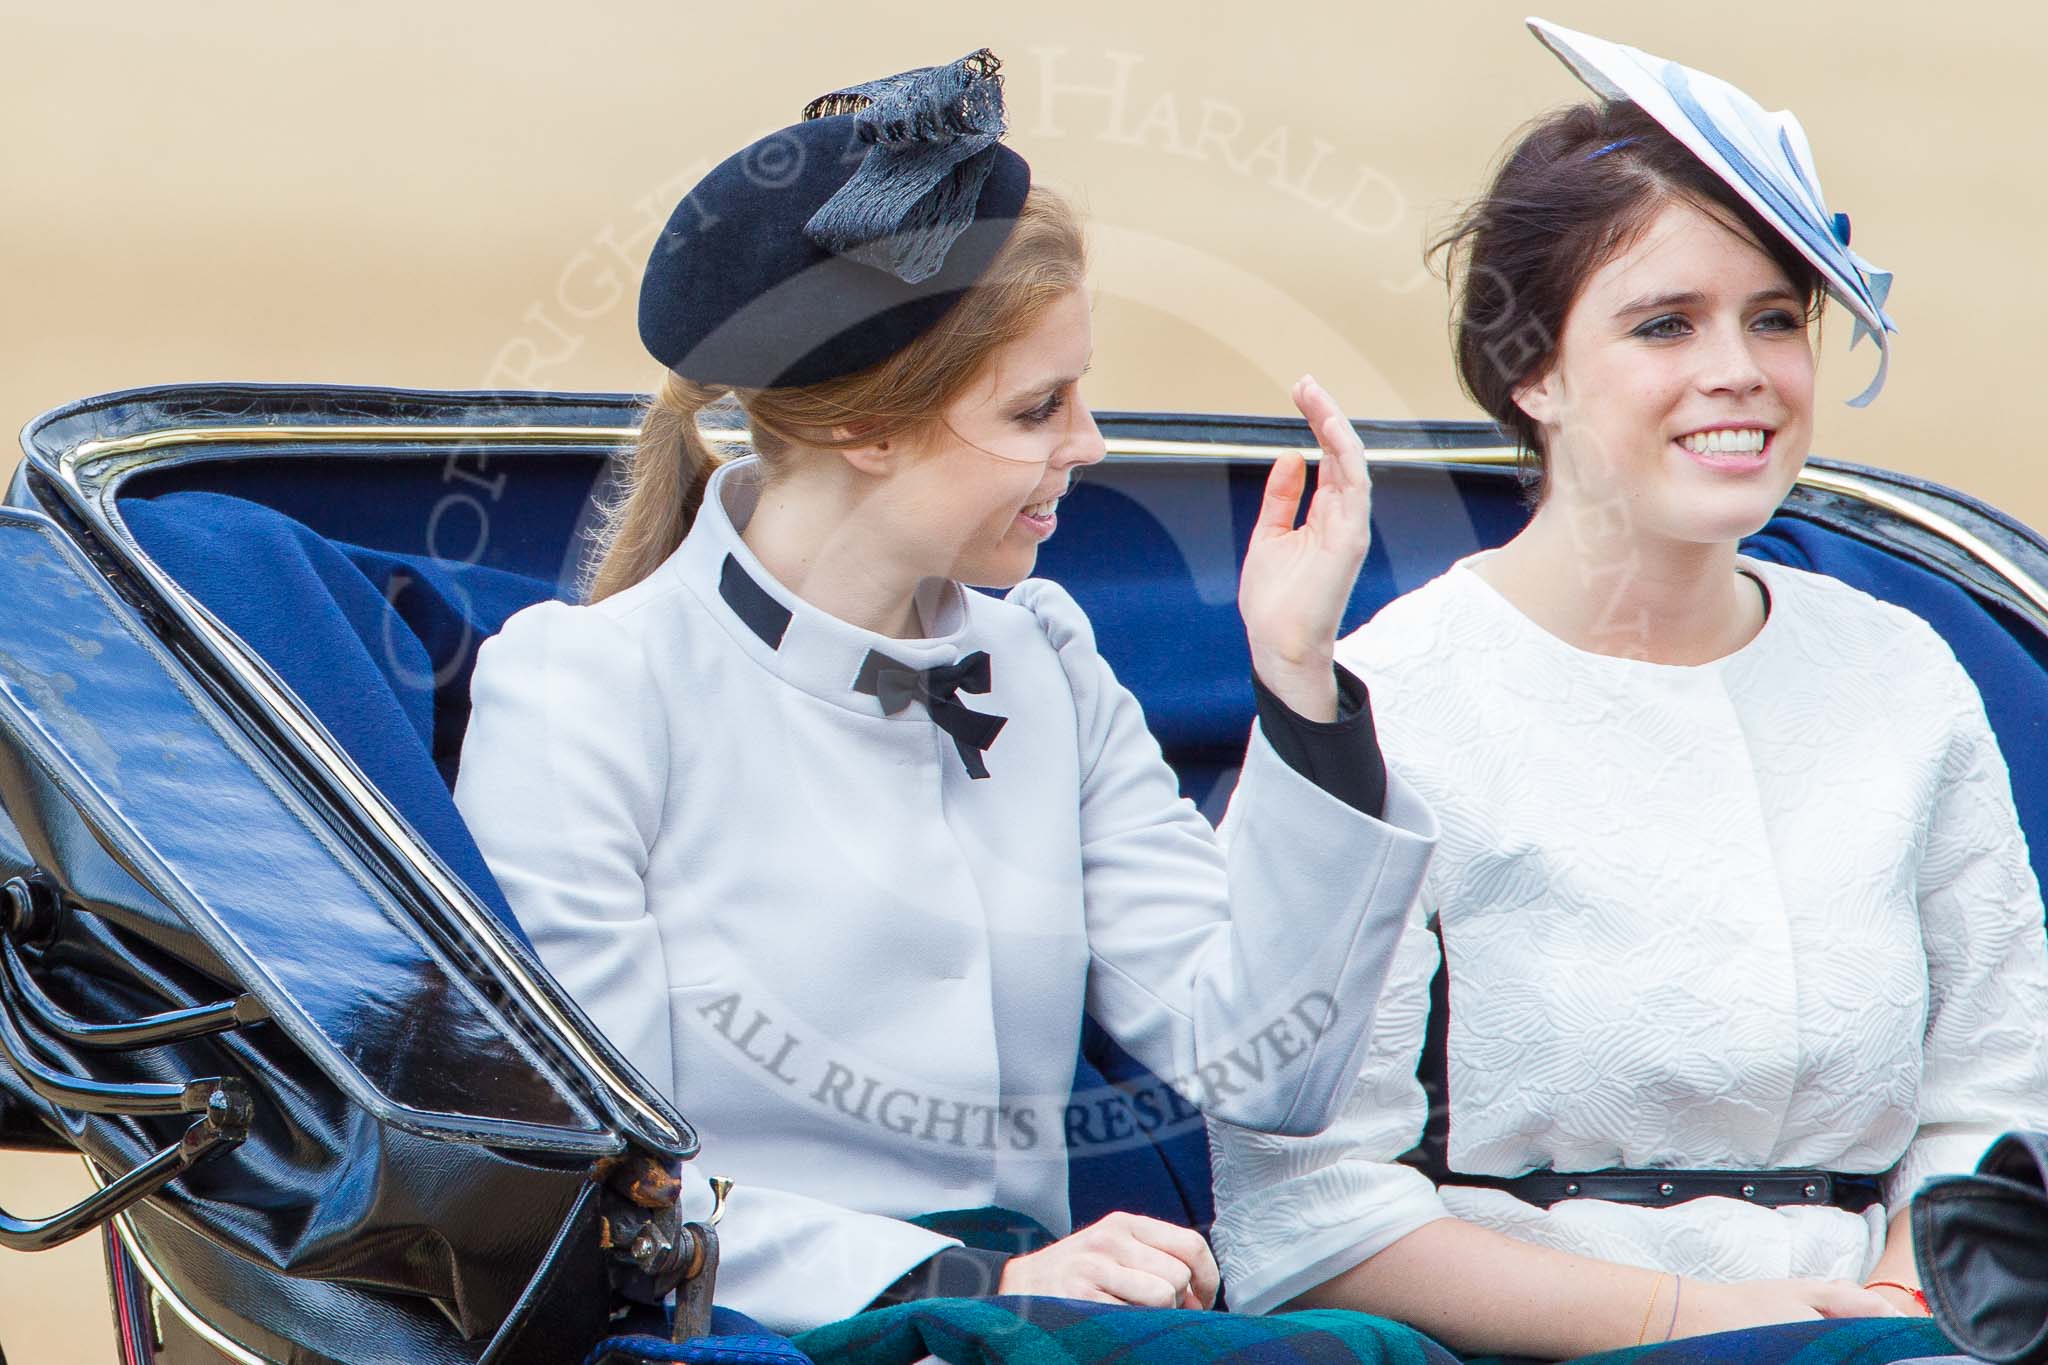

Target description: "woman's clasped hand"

left=1675, top=1279, right=1903, bottom=1335
left=997, top=1212, right=1221, bottom=1310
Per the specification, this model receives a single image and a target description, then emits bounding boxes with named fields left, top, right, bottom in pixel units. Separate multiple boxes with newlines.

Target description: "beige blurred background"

left=3, top=0, right=2043, bottom=1359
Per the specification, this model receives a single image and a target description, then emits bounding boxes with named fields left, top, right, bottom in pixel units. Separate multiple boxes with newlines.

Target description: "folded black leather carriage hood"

left=0, top=389, right=710, bottom=1358
left=12, top=385, right=699, bottom=1166
left=0, top=507, right=614, bottom=1150
left=1916, top=1131, right=2048, bottom=1365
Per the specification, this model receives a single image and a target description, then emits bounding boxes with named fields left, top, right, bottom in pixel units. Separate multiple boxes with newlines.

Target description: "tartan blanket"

left=779, top=1208, right=1964, bottom=1365
left=794, top=1297, right=1459, bottom=1365
left=792, top=1207, right=1454, bottom=1363
left=1472, top=1317, right=1961, bottom=1365
left=796, top=1306, right=1959, bottom=1365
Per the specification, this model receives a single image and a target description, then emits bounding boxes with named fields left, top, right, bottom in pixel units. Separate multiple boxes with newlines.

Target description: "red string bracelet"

left=1865, top=1281, right=1931, bottom=1315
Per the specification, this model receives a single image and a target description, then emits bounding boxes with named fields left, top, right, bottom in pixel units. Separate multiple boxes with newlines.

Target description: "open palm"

left=1238, top=376, right=1375, bottom=715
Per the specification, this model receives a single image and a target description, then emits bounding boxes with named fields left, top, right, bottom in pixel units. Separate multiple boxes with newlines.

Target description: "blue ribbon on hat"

left=1660, top=62, right=1896, bottom=406
left=801, top=50, right=1009, bottom=285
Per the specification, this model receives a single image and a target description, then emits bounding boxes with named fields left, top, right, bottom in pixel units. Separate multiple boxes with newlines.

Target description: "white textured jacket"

left=453, top=457, right=1437, bottom=1332
left=1209, top=554, right=2048, bottom=1315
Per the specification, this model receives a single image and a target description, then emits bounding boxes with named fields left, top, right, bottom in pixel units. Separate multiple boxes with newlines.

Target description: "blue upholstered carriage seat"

left=116, top=480, right=1220, bottom=1233
left=115, top=459, right=2048, bottom=1247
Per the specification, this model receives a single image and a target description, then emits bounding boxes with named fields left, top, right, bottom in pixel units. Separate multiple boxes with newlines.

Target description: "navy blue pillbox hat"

left=638, top=50, right=1032, bottom=390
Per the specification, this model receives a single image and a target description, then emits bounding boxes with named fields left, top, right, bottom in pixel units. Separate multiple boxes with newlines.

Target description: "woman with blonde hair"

left=453, top=52, right=1435, bottom=1334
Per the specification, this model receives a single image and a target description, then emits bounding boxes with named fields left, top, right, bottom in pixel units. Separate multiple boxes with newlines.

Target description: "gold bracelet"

left=1637, top=1272, right=1671, bottom=1346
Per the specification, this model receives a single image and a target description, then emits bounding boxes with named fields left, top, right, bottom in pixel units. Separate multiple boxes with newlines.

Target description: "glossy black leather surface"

left=0, top=833, right=600, bottom=1349
left=124, top=1176, right=610, bottom=1364
left=0, top=505, right=651, bottom=1358
left=17, top=388, right=699, bottom=1164
left=1915, top=1130, right=2048, bottom=1365
left=0, top=509, right=603, bottom=1149
left=0, top=804, right=65, bottom=1151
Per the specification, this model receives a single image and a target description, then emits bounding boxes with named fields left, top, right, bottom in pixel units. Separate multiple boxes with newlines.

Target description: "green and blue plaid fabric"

left=796, top=1297, right=1457, bottom=1365
left=1532, top=1316, right=1959, bottom=1365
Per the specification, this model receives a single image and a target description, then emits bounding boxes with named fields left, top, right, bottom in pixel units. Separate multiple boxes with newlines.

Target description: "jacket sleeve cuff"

left=1250, top=663, right=1386, bottom=819
left=1216, top=1163, right=1452, bottom=1316
left=864, top=1245, right=1013, bottom=1309
left=1883, top=1129, right=2006, bottom=1208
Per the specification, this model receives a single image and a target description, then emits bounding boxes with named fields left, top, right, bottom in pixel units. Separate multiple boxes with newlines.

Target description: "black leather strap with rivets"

left=1395, top=917, right=1885, bottom=1214
left=1449, top=1167, right=1883, bottom=1212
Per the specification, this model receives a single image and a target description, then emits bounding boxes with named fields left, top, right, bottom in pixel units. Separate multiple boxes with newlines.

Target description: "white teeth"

left=1679, top=428, right=1767, bottom=455
left=1023, top=498, right=1059, bottom=518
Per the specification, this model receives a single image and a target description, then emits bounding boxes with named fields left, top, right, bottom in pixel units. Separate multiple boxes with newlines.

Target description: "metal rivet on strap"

left=1564, top=1182, right=1581, bottom=1197
left=1658, top=1182, right=1676, bottom=1197
left=1741, top=1184, right=1758, bottom=1199
left=1803, top=1182, right=1821, bottom=1200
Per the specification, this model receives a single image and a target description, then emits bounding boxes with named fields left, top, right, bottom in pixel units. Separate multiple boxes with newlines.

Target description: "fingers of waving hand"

left=1251, top=376, right=1372, bottom=548
left=1293, top=373, right=1370, bottom=485
left=1251, top=448, right=1309, bottom=547
left=1241, top=376, right=1376, bottom=671
left=1292, top=374, right=1373, bottom=552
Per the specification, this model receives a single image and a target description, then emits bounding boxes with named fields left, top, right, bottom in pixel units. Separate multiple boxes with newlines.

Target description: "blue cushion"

left=122, top=490, right=555, bottom=941
left=588, top=1304, right=812, bottom=1365
left=121, top=452, right=605, bottom=582
left=117, top=460, right=2048, bottom=1257
left=116, top=487, right=1219, bottom=1235
left=1744, top=520, right=2048, bottom=894
left=1039, top=464, right=2048, bottom=892
left=1068, top=1017, right=1215, bottom=1236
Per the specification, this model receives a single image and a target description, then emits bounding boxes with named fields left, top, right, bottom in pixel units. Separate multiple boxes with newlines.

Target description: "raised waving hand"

left=1237, top=375, right=1376, bottom=721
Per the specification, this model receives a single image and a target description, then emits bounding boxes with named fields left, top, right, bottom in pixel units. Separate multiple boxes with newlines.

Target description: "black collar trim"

left=718, top=553, right=792, bottom=650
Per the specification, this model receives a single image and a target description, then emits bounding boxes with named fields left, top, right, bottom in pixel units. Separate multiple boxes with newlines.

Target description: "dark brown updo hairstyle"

left=1431, top=100, right=1825, bottom=498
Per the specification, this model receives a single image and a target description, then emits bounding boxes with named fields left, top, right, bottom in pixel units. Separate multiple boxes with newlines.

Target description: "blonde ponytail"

left=588, top=372, right=727, bottom=602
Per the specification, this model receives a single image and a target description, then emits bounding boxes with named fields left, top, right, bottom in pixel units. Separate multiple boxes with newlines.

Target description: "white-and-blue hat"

left=1528, top=17, right=1898, bottom=406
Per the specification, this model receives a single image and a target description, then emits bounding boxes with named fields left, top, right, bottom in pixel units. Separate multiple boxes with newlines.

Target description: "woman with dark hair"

left=1205, top=20, right=2048, bottom=1359
left=453, top=51, right=1436, bottom=1335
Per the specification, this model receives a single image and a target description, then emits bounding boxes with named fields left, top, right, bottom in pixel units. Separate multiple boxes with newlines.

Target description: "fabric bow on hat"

left=856, top=649, right=1008, bottom=779
left=801, top=49, right=1009, bottom=284
left=635, top=48, right=1029, bottom=387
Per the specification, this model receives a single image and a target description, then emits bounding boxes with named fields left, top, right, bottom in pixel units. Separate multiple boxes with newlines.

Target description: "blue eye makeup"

left=1632, top=314, right=1693, bottom=340
left=1630, top=309, right=1804, bottom=341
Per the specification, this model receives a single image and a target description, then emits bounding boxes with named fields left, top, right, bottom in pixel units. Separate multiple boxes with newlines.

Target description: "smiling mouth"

left=1022, top=497, right=1060, bottom=518
left=1676, top=427, right=1770, bottom=456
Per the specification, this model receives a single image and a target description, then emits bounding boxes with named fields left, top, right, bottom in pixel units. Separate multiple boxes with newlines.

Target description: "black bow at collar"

left=855, top=649, right=1008, bottom=779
